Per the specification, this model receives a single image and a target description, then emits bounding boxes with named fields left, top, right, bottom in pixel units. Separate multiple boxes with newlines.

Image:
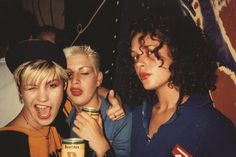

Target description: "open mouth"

left=139, top=72, right=151, bottom=81
left=35, top=104, right=51, bottom=119
left=70, top=88, right=83, bottom=96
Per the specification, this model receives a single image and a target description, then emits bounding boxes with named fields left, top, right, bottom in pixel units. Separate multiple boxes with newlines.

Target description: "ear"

left=96, top=72, right=103, bottom=87
left=64, top=81, right=68, bottom=90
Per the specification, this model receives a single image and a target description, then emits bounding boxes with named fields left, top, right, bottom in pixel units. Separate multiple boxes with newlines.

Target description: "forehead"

left=22, top=70, right=59, bottom=85
left=66, top=53, right=94, bottom=68
left=131, top=33, right=160, bottom=51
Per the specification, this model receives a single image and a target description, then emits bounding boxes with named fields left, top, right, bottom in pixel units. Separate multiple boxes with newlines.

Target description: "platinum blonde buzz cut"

left=63, top=45, right=101, bottom=72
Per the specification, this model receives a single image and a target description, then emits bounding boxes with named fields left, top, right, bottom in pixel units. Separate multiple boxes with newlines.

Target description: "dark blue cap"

left=6, top=39, right=67, bottom=73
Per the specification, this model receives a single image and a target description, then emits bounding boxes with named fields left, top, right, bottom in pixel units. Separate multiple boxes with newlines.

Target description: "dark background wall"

left=64, top=0, right=122, bottom=89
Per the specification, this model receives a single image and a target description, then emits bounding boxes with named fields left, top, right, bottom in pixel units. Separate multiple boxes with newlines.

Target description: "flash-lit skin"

left=20, top=76, right=64, bottom=130
left=66, top=53, right=103, bottom=110
left=131, top=33, right=173, bottom=91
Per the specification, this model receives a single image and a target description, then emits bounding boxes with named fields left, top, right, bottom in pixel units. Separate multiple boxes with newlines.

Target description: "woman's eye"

left=26, top=86, right=36, bottom=90
left=23, top=84, right=37, bottom=90
left=148, top=50, right=155, bottom=56
left=49, top=83, right=57, bottom=88
left=80, top=72, right=89, bottom=75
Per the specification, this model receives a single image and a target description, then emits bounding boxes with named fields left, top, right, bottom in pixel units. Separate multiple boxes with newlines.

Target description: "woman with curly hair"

left=125, top=15, right=236, bottom=157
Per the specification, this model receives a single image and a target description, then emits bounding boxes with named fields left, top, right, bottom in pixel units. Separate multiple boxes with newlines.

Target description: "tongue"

left=36, top=107, right=51, bottom=119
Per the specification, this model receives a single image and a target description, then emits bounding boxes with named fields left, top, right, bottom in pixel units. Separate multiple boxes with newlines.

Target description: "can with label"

left=61, top=138, right=85, bottom=157
left=82, top=107, right=100, bottom=120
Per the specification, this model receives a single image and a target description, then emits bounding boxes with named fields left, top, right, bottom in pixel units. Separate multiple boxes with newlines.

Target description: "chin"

left=143, top=84, right=154, bottom=90
left=38, top=117, right=54, bottom=126
left=39, top=122, right=51, bottom=127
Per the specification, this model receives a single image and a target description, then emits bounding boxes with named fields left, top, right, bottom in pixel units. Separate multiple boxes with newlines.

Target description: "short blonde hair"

left=63, top=45, right=101, bottom=73
left=14, top=59, right=68, bottom=90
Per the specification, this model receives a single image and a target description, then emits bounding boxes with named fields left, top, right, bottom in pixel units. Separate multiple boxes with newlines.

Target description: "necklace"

left=22, top=114, right=51, bottom=140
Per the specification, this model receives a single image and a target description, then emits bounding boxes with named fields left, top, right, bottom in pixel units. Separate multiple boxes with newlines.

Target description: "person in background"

left=124, top=15, right=236, bottom=157
left=33, top=25, right=70, bottom=49
left=0, top=9, right=38, bottom=127
left=63, top=45, right=132, bottom=157
left=0, top=44, right=23, bottom=127
left=0, top=40, right=68, bottom=157
left=35, top=25, right=58, bottom=44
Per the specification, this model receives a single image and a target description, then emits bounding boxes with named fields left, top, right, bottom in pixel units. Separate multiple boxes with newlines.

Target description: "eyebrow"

left=66, top=66, right=93, bottom=71
left=45, top=79, right=60, bottom=85
left=131, top=44, right=156, bottom=53
left=23, top=78, right=60, bottom=86
left=78, top=66, right=93, bottom=70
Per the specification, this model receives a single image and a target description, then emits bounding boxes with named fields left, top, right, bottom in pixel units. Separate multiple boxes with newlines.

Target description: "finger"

left=97, top=115, right=103, bottom=128
left=108, top=89, right=115, bottom=98
left=79, top=111, right=99, bottom=127
left=80, top=111, right=94, bottom=121
left=115, top=113, right=125, bottom=120
left=107, top=106, right=125, bottom=118
left=74, top=116, right=84, bottom=129
left=107, top=90, right=123, bottom=113
left=106, top=102, right=120, bottom=116
left=107, top=90, right=117, bottom=107
left=114, top=109, right=125, bottom=115
left=74, top=112, right=93, bottom=128
left=75, top=113, right=87, bottom=124
left=110, top=111, right=125, bottom=121
left=72, top=126, right=81, bottom=137
left=114, top=110, right=125, bottom=118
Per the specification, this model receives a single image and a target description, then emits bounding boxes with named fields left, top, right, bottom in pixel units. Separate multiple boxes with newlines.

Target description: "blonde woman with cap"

left=0, top=40, right=68, bottom=157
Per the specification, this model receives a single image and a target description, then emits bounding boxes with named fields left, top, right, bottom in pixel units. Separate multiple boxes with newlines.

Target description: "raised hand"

left=106, top=89, right=125, bottom=120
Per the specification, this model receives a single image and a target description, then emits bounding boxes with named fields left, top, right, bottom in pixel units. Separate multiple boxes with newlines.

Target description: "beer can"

left=61, top=138, right=85, bottom=157
left=82, top=107, right=100, bottom=120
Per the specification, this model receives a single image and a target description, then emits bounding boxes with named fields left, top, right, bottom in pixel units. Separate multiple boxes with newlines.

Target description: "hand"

left=72, top=112, right=110, bottom=156
left=106, top=89, right=125, bottom=120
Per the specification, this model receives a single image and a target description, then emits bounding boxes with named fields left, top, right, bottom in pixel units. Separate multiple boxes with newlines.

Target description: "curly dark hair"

left=117, top=15, right=218, bottom=108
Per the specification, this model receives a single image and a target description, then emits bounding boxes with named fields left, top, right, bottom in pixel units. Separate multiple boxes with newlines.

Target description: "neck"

left=75, top=94, right=102, bottom=111
left=21, top=110, right=43, bottom=130
left=155, top=85, right=188, bottom=110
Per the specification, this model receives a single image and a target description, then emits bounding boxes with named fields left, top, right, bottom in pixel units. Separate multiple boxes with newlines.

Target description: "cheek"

left=84, top=76, right=98, bottom=86
left=22, top=91, right=35, bottom=104
left=86, top=79, right=98, bottom=90
left=66, top=81, right=72, bottom=91
left=134, top=64, right=139, bottom=74
left=149, top=56, right=157, bottom=62
left=154, top=69, right=171, bottom=82
left=50, top=88, right=64, bottom=104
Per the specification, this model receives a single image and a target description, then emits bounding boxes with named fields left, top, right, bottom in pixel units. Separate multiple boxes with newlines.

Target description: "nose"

left=135, top=61, right=145, bottom=70
left=38, top=88, right=49, bottom=102
left=71, top=73, right=81, bottom=84
left=135, top=54, right=146, bottom=69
